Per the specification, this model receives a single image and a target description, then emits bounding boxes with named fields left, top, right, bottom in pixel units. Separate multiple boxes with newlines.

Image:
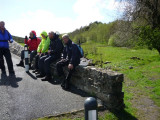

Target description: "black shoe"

left=42, top=75, right=52, bottom=81
left=32, top=69, right=38, bottom=73
left=61, top=79, right=65, bottom=88
left=35, top=71, right=40, bottom=74
left=64, top=80, right=70, bottom=89
left=36, top=74, right=45, bottom=78
left=29, top=63, right=32, bottom=70
left=2, top=70, right=6, bottom=75
left=16, top=61, right=24, bottom=67
left=9, top=71, right=15, bottom=77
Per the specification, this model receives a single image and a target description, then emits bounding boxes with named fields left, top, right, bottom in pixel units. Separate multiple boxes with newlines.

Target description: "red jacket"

left=24, top=31, right=41, bottom=51
left=24, top=38, right=41, bottom=51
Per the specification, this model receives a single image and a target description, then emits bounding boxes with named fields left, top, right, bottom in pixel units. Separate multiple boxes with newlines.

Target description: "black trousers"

left=56, top=59, right=75, bottom=82
left=34, top=53, right=48, bottom=70
left=0, top=48, right=14, bottom=73
left=39, top=55, right=58, bottom=76
left=21, top=50, right=37, bottom=64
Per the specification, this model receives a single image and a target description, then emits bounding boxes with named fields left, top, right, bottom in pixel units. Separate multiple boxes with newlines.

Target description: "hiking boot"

left=2, top=70, right=6, bottom=75
left=35, top=71, right=40, bottom=74
left=41, top=75, right=52, bottom=81
left=36, top=74, right=45, bottom=78
left=32, top=69, right=38, bottom=73
left=16, top=60, right=24, bottom=67
left=29, top=63, right=32, bottom=70
left=64, top=80, right=70, bottom=90
left=9, top=71, right=15, bottom=77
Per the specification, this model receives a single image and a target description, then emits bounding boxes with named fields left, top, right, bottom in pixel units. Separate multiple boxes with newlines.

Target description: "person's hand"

left=41, top=53, right=44, bottom=56
left=68, top=64, right=74, bottom=70
left=9, top=39, right=13, bottom=43
left=25, top=36, right=28, bottom=40
left=48, top=50, right=51, bottom=54
left=38, top=52, right=41, bottom=56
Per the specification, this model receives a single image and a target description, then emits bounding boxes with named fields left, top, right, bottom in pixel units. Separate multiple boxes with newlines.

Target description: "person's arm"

left=24, top=36, right=28, bottom=44
left=63, top=47, right=67, bottom=59
left=25, top=39, right=31, bottom=46
left=37, top=41, right=42, bottom=53
left=69, top=44, right=78, bottom=66
left=7, top=31, right=13, bottom=43
left=51, top=40, right=63, bottom=54
left=41, top=37, right=50, bottom=53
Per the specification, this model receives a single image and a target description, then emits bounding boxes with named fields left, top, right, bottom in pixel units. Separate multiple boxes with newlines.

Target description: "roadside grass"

left=19, top=42, right=25, bottom=47
left=82, top=43, right=160, bottom=118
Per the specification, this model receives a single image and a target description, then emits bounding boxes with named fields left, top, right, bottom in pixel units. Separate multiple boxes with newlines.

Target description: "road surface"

left=0, top=54, right=88, bottom=120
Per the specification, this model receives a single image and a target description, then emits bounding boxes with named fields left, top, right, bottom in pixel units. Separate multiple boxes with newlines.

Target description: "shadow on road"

left=0, top=74, right=22, bottom=88
left=49, top=78, right=90, bottom=97
left=67, top=86, right=90, bottom=97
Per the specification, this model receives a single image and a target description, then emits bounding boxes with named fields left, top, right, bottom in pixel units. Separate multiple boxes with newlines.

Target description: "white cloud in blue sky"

left=0, top=0, right=125, bottom=37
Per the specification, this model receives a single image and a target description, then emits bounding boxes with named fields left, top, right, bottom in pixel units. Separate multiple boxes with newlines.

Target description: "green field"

left=19, top=43, right=25, bottom=47
left=30, top=43, right=160, bottom=120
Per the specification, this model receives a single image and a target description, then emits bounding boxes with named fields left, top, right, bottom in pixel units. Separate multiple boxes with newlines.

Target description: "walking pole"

left=24, top=44, right=29, bottom=73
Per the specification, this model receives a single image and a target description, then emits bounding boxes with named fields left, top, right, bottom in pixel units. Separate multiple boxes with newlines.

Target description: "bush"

left=108, top=35, right=116, bottom=46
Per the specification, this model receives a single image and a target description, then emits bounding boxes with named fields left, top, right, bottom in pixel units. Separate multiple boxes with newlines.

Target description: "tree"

left=120, top=0, right=160, bottom=54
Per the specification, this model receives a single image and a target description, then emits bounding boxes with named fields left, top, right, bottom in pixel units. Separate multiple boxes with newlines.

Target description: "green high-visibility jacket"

left=37, top=31, right=50, bottom=53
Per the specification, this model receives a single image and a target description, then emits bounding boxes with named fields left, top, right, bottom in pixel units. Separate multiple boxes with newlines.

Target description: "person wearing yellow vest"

left=33, top=31, right=50, bottom=74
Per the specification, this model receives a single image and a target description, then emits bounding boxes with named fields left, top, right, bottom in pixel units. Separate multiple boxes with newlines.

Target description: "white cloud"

left=5, top=0, right=126, bottom=37
left=6, top=10, right=75, bottom=37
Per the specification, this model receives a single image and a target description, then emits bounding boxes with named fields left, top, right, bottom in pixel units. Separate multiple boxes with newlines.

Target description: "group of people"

left=0, top=21, right=81, bottom=89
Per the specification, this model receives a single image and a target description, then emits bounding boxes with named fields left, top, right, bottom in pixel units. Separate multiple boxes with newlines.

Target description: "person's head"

left=0, top=21, right=5, bottom=30
left=41, top=31, right=48, bottom=39
left=30, top=31, right=36, bottom=38
left=49, top=31, right=55, bottom=39
left=62, top=34, right=69, bottom=44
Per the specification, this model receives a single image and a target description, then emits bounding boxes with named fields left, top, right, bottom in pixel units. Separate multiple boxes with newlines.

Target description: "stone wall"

left=50, top=63, right=124, bottom=110
left=10, top=41, right=124, bottom=110
left=9, top=41, right=24, bottom=57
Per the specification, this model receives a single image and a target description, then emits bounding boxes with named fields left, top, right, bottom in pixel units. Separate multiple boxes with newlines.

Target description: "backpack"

left=76, top=44, right=84, bottom=58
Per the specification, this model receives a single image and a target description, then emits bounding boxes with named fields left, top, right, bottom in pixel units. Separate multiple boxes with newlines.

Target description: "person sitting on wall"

left=16, top=31, right=41, bottom=68
left=37, top=31, right=64, bottom=80
left=33, top=31, right=50, bottom=74
left=56, top=34, right=81, bottom=89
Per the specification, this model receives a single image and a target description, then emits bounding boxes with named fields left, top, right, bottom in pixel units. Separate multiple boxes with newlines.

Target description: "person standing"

left=16, top=31, right=41, bottom=68
left=0, top=21, right=15, bottom=75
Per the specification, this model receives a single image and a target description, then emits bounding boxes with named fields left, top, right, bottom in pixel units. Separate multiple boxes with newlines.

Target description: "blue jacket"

left=0, top=29, right=13, bottom=48
left=63, top=39, right=80, bottom=66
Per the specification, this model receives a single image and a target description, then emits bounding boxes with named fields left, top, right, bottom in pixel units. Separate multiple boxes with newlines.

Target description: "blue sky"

left=0, top=0, right=124, bottom=37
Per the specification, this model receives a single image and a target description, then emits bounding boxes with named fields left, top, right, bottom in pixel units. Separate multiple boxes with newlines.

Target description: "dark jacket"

left=49, top=34, right=64, bottom=58
left=63, top=39, right=80, bottom=66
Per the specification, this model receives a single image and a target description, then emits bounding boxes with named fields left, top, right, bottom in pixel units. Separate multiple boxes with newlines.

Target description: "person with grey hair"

left=0, top=21, right=15, bottom=75
left=56, top=34, right=81, bottom=89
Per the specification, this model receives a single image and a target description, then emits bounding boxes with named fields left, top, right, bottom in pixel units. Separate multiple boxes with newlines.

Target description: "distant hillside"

left=68, top=21, right=117, bottom=45
left=12, top=35, right=24, bottom=43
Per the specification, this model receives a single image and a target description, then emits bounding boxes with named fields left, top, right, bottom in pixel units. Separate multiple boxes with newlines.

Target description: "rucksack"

left=76, top=44, right=84, bottom=58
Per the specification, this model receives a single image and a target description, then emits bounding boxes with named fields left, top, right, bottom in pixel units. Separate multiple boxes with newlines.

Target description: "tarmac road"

left=0, top=54, right=88, bottom=120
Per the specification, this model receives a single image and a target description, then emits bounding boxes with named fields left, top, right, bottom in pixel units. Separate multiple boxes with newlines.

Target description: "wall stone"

left=10, top=41, right=124, bottom=110
left=9, top=41, right=24, bottom=57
